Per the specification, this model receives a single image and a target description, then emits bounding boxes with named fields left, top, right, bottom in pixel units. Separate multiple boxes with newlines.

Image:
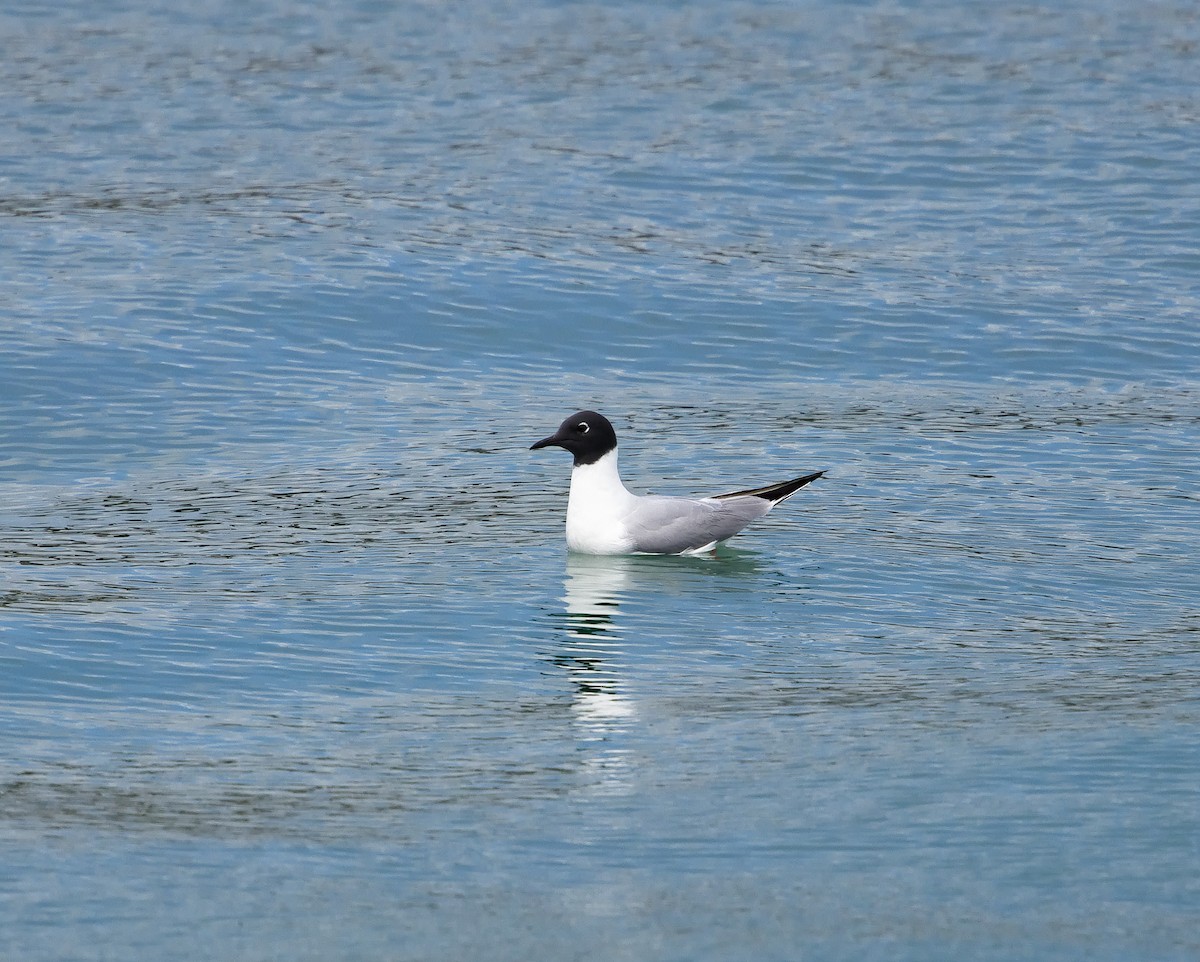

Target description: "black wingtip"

left=714, top=470, right=824, bottom=504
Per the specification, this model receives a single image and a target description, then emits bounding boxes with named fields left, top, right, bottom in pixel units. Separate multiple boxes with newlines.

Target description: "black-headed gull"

left=531, top=410, right=823, bottom=555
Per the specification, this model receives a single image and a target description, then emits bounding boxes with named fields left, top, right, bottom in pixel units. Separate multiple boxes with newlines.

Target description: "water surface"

left=2, top=1, right=1198, bottom=960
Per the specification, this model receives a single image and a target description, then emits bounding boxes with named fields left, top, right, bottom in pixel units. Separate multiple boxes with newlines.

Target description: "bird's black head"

left=530, top=410, right=618, bottom=466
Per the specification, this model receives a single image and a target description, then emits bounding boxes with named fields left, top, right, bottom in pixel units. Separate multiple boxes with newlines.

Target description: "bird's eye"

left=577, top=421, right=590, bottom=434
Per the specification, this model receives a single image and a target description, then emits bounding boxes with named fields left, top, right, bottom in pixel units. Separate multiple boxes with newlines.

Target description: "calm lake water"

left=2, top=1, right=1198, bottom=959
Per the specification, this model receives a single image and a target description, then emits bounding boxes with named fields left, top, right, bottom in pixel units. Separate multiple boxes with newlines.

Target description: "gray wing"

left=623, top=495, right=771, bottom=554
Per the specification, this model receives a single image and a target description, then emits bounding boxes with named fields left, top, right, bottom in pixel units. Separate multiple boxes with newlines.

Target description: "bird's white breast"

left=564, top=449, right=638, bottom=554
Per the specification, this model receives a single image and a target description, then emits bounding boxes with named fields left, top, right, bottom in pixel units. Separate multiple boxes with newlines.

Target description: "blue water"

left=2, top=1, right=1198, bottom=959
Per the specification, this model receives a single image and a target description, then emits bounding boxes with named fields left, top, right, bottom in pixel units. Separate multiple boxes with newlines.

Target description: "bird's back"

left=624, top=494, right=772, bottom=554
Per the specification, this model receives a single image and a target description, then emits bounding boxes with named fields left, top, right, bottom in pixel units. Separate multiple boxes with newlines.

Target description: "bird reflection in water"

left=549, top=554, right=638, bottom=793
left=549, top=551, right=766, bottom=793
left=554, top=553, right=636, bottom=719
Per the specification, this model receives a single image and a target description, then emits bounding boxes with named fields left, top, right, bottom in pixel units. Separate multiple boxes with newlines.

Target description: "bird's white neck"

left=564, top=448, right=637, bottom=553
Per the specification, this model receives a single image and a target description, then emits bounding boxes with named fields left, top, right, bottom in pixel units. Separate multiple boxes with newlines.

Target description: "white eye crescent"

left=577, top=421, right=590, bottom=434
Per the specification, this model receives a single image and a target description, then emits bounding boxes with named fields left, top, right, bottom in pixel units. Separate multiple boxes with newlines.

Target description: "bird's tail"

left=714, top=470, right=824, bottom=505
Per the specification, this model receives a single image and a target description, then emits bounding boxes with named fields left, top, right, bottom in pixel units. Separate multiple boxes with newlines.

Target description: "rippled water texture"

left=2, top=1, right=1198, bottom=960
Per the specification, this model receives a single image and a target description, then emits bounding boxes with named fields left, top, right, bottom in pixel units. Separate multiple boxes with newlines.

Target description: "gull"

left=530, top=410, right=823, bottom=555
